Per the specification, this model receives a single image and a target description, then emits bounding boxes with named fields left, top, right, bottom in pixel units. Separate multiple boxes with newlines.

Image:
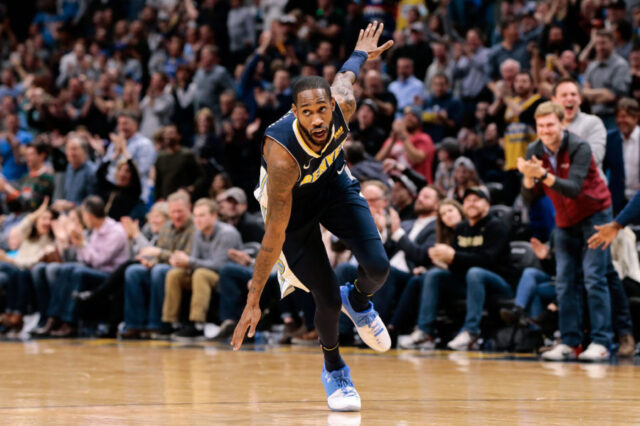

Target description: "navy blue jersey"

left=254, top=103, right=350, bottom=203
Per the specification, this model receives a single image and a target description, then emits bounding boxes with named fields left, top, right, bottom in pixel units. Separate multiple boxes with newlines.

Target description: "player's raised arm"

left=231, top=137, right=298, bottom=350
left=332, top=21, right=393, bottom=121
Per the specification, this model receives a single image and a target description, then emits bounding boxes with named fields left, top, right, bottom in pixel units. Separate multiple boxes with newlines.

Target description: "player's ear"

left=331, top=97, right=336, bottom=111
left=291, top=103, right=297, bottom=118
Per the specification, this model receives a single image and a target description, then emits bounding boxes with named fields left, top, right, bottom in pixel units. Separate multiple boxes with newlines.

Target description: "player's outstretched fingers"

left=231, top=321, right=249, bottom=351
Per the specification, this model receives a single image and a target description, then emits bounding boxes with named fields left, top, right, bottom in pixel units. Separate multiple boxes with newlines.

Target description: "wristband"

left=338, top=50, right=368, bottom=79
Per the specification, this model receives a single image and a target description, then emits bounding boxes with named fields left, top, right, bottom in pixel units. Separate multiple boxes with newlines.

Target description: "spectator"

left=388, top=57, right=426, bottom=116
left=0, top=113, right=32, bottom=182
left=453, top=28, right=491, bottom=110
left=400, top=186, right=516, bottom=350
left=171, top=65, right=197, bottom=145
left=55, top=196, right=129, bottom=337
left=139, top=72, right=175, bottom=139
left=57, top=40, right=87, bottom=88
left=424, top=41, right=454, bottom=94
left=215, top=187, right=264, bottom=244
left=163, top=198, right=242, bottom=340
left=422, top=73, right=463, bottom=143
left=551, top=78, right=607, bottom=173
left=193, top=45, right=235, bottom=117
left=583, top=29, right=631, bottom=129
left=221, top=103, right=261, bottom=208
left=613, top=19, right=633, bottom=59
left=376, top=106, right=436, bottom=183
left=350, top=100, right=387, bottom=157
left=96, top=154, right=143, bottom=221
left=120, top=191, right=195, bottom=339
left=345, top=140, right=389, bottom=184
left=360, top=69, right=397, bottom=133
left=388, top=174, right=417, bottom=223
left=487, top=18, right=530, bottom=80
left=153, top=125, right=206, bottom=201
left=604, top=98, right=640, bottom=214
left=0, top=69, right=26, bottom=100
left=0, top=200, right=56, bottom=335
left=193, top=108, right=223, bottom=165
left=433, top=137, right=460, bottom=193
left=101, top=111, right=156, bottom=203
left=57, top=134, right=97, bottom=207
left=0, top=141, right=54, bottom=212
left=447, top=157, right=481, bottom=203
left=227, top=0, right=256, bottom=66
left=519, top=102, right=614, bottom=361
left=163, top=36, right=189, bottom=79
left=491, top=71, right=545, bottom=205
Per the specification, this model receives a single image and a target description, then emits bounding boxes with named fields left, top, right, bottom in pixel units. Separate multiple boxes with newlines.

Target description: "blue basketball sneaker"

left=340, top=284, right=391, bottom=352
left=321, top=364, right=361, bottom=412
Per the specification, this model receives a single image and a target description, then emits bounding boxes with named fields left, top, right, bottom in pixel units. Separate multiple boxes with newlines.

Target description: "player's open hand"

left=354, top=21, right=394, bottom=61
left=231, top=297, right=261, bottom=351
left=588, top=222, right=622, bottom=250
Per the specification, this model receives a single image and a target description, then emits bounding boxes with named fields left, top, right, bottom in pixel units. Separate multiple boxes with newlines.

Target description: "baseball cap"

left=390, top=173, right=417, bottom=197
left=359, top=98, right=379, bottom=114
left=403, top=105, right=423, bottom=119
left=222, top=187, right=247, bottom=204
left=463, top=186, right=491, bottom=203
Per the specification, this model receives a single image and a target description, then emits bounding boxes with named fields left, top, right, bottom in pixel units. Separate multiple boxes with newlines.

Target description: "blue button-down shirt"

left=389, top=76, right=426, bottom=118
left=64, top=161, right=97, bottom=204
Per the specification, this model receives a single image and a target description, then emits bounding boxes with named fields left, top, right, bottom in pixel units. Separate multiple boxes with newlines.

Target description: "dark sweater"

left=154, top=147, right=205, bottom=200
left=451, top=213, right=518, bottom=285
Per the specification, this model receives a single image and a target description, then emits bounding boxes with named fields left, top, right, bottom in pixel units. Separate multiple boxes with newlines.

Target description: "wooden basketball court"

left=0, top=339, right=638, bottom=424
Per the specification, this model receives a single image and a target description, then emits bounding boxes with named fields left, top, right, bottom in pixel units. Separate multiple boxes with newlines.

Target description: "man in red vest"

left=518, top=101, right=613, bottom=362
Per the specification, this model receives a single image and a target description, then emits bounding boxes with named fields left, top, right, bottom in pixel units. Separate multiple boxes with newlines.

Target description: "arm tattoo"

left=249, top=139, right=297, bottom=298
left=331, top=73, right=357, bottom=121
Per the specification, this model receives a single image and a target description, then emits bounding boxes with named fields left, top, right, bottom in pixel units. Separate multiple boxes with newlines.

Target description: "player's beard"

left=300, top=119, right=333, bottom=149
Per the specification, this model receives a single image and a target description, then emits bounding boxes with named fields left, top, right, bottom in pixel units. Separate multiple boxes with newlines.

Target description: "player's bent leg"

left=340, top=283, right=391, bottom=352
left=321, top=364, right=361, bottom=412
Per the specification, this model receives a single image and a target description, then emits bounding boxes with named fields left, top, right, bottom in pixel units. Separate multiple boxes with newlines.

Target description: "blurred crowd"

left=0, top=0, right=638, bottom=358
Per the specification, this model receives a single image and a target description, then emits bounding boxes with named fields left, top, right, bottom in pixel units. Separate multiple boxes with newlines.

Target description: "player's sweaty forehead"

left=295, top=88, right=331, bottom=108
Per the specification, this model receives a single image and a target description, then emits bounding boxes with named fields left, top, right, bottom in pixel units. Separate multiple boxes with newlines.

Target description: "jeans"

left=124, top=263, right=171, bottom=329
left=31, top=263, right=50, bottom=326
left=607, top=254, right=634, bottom=336
left=514, top=267, right=554, bottom=318
left=0, top=262, right=32, bottom=314
left=71, top=266, right=109, bottom=322
left=389, top=274, right=425, bottom=333
left=463, top=267, right=514, bottom=335
left=417, top=268, right=466, bottom=335
left=554, top=208, right=613, bottom=347
left=217, top=263, right=253, bottom=322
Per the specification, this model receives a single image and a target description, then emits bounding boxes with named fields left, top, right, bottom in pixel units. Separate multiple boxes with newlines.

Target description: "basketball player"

left=231, top=22, right=394, bottom=411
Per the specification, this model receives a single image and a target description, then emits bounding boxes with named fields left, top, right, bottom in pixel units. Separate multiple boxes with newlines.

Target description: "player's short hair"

left=535, top=101, right=565, bottom=121
left=292, top=76, right=332, bottom=106
left=82, top=195, right=106, bottom=218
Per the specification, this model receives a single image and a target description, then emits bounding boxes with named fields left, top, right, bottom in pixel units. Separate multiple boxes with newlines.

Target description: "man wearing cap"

left=400, top=185, right=517, bottom=350
left=216, top=187, right=264, bottom=244
left=351, top=99, right=387, bottom=156
left=376, top=106, right=436, bottom=182
left=518, top=101, right=614, bottom=361
left=390, top=173, right=418, bottom=221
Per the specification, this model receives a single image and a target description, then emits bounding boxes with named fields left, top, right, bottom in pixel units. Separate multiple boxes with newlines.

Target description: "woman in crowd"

left=0, top=199, right=58, bottom=335
left=96, top=156, right=144, bottom=221
left=31, top=207, right=85, bottom=337
left=394, top=199, right=466, bottom=348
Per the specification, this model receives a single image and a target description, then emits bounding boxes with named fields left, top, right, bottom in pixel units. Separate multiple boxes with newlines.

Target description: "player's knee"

left=363, top=254, right=390, bottom=286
